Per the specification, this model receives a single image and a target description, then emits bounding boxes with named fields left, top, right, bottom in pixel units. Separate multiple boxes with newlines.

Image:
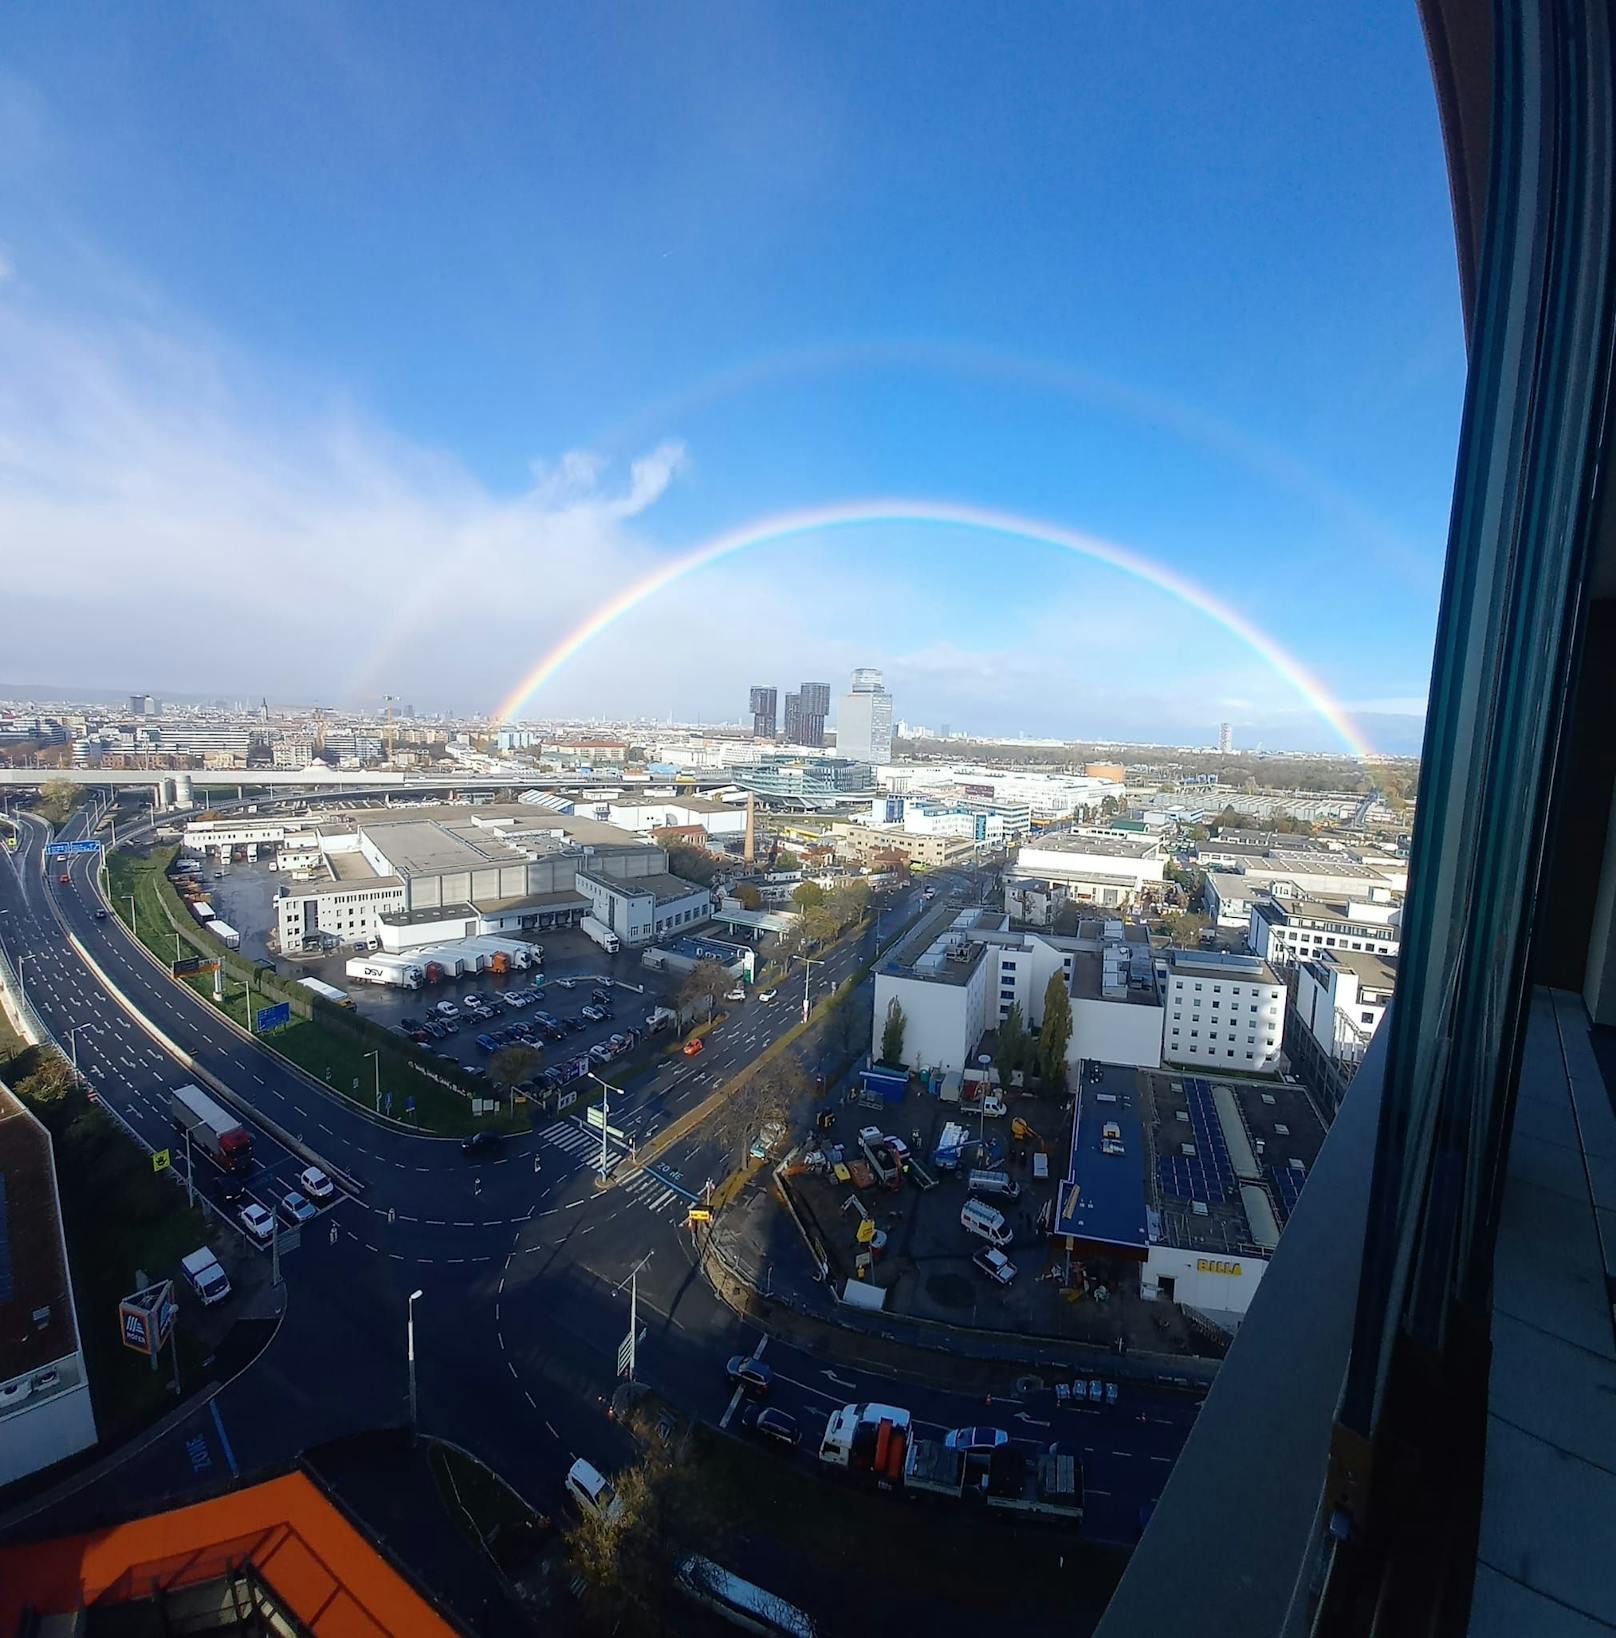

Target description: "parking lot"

left=777, top=1067, right=1209, bottom=1356
left=198, top=861, right=699, bottom=1091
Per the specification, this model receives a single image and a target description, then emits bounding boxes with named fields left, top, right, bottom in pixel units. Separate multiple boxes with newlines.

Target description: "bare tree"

left=38, top=778, right=77, bottom=828
left=679, top=959, right=731, bottom=1024
left=488, top=1043, right=543, bottom=1091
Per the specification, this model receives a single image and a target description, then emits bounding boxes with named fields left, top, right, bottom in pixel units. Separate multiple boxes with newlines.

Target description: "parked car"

left=726, top=986, right=746, bottom=1002
left=503, top=992, right=525, bottom=1009
left=476, top=1033, right=498, bottom=1053
left=725, top=1355, right=772, bottom=1396
left=279, top=1190, right=317, bottom=1226
left=564, top=1458, right=624, bottom=1522
left=461, top=1130, right=502, bottom=1156
left=590, top=987, right=611, bottom=1004
left=944, top=1426, right=1009, bottom=1452
left=409, top=1029, right=431, bottom=1044
left=400, top=1016, right=421, bottom=1031
left=239, top=1202, right=275, bottom=1242
left=1089, top=1379, right=1105, bottom=1403
left=740, top=1406, right=801, bottom=1448
left=299, top=1166, right=335, bottom=1200
left=424, top=1020, right=446, bottom=1040
left=972, top=1247, right=1018, bottom=1285
left=434, top=1001, right=460, bottom=1019
left=1105, top=1380, right=1119, bottom=1406
left=581, top=1004, right=604, bottom=1022
left=589, top=1043, right=614, bottom=1064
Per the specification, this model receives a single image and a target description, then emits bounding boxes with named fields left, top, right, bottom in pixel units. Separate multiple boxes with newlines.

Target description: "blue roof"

left=1055, top=1079, right=1150, bottom=1250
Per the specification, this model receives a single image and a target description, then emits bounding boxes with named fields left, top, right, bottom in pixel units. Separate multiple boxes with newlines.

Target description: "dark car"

left=424, top=1020, right=447, bottom=1040
left=94, top=908, right=108, bottom=921
left=725, top=1355, right=773, bottom=1397
left=740, top=1405, right=801, bottom=1448
left=461, top=1129, right=503, bottom=1156
left=400, top=1016, right=421, bottom=1031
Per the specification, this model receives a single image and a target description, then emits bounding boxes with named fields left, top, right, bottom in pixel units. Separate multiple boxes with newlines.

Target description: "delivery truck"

left=170, top=1084, right=254, bottom=1173
left=296, top=976, right=352, bottom=1006
left=581, top=915, right=621, bottom=953
left=180, top=1246, right=232, bottom=1306
left=344, top=955, right=425, bottom=989
left=902, top=1439, right=1084, bottom=1524
left=208, top=919, right=241, bottom=950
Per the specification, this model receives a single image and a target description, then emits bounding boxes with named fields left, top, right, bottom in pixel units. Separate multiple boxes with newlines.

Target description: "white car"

left=757, top=989, right=777, bottom=1002
left=239, top=1202, right=275, bottom=1243
left=980, top=1092, right=1008, bottom=1118
left=726, top=986, right=746, bottom=1002
left=564, top=1457, right=624, bottom=1522
left=299, top=1166, right=335, bottom=1200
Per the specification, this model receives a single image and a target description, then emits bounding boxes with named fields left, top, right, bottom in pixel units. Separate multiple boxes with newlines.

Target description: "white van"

left=180, top=1247, right=231, bottom=1306
left=960, top=1198, right=1012, bottom=1248
left=564, top=1457, right=624, bottom=1523
left=966, top=1169, right=1020, bottom=1201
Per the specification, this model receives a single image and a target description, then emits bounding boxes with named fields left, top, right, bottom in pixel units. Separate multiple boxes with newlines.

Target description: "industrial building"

left=0, top=1078, right=97, bottom=1487
left=270, top=804, right=701, bottom=953
left=577, top=867, right=712, bottom=946
left=1005, top=830, right=1165, bottom=917
left=604, top=795, right=746, bottom=842
left=1157, top=949, right=1287, bottom=1075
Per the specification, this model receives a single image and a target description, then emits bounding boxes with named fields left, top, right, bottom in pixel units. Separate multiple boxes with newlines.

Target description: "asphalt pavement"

left=0, top=806, right=1193, bottom=1630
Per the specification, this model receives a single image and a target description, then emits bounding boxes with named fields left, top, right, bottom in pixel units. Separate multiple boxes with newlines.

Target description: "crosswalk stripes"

left=537, top=1125, right=688, bottom=1218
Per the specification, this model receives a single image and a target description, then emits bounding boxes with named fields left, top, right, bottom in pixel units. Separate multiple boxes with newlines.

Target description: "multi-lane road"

left=0, top=800, right=1194, bottom=1622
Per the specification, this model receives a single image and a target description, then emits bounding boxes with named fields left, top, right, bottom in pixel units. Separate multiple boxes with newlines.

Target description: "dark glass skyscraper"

left=748, top=685, right=777, bottom=738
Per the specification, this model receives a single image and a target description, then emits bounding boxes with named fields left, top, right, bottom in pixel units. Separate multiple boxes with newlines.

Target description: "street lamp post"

left=585, top=1071, right=614, bottom=1179
left=795, top=953, right=825, bottom=1024
left=65, top=1022, right=100, bottom=1082
left=129, top=893, right=138, bottom=940
left=364, top=1049, right=381, bottom=1113
left=407, top=1288, right=424, bottom=1436
left=977, top=1053, right=993, bottom=1158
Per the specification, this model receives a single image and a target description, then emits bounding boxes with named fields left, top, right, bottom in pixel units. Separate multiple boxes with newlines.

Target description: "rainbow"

left=491, top=499, right=1376, bottom=759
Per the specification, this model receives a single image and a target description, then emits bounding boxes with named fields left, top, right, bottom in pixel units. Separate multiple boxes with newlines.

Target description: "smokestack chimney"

left=744, top=792, right=756, bottom=863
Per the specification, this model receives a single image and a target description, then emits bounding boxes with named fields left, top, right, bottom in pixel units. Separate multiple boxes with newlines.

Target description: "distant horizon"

left=0, top=677, right=1425, bottom=762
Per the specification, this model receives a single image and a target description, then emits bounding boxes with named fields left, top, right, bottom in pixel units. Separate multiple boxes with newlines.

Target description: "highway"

left=0, top=800, right=1195, bottom=1622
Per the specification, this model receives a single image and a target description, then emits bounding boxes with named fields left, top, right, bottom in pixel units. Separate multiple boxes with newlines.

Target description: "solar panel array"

left=1270, top=1163, right=1308, bottom=1223
left=1154, top=1077, right=1235, bottom=1204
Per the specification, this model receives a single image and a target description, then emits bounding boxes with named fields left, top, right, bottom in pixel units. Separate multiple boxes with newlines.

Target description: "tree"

left=827, top=880, right=872, bottom=931
left=733, top=883, right=762, bottom=910
left=775, top=847, right=800, bottom=871
left=1038, top=971, right=1073, bottom=1089
left=994, top=1002, right=1028, bottom=1088
left=38, top=777, right=77, bottom=828
left=880, top=997, right=907, bottom=1066
left=662, top=842, right=722, bottom=887
left=679, top=958, right=731, bottom=1023
left=488, top=1044, right=543, bottom=1092
left=565, top=1433, right=720, bottom=1635
left=792, top=880, right=825, bottom=910
left=1099, top=794, right=1121, bottom=817
left=1164, top=909, right=1212, bottom=945
left=800, top=905, right=840, bottom=948
left=714, top=1050, right=812, bottom=1163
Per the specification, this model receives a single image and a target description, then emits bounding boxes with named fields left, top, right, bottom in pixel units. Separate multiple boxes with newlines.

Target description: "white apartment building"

left=876, top=763, right=1121, bottom=824
left=1157, top=949, right=1287, bottom=1074
left=0, top=1081, right=98, bottom=1487
left=873, top=913, right=1163, bottom=1074
left=837, top=669, right=895, bottom=765
left=604, top=796, right=746, bottom=841
left=1204, top=871, right=1266, bottom=929
left=1295, top=949, right=1397, bottom=1067
left=1249, top=894, right=1402, bottom=965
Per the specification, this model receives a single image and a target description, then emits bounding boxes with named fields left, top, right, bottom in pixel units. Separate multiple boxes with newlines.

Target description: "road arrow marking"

left=821, top=1369, right=857, bottom=1388
left=1015, top=1412, right=1052, bottom=1427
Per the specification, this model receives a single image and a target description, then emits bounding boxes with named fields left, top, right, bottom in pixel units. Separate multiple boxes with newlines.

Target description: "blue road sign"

left=405, top=1096, right=416, bottom=1112
left=44, top=840, right=102, bottom=858
left=256, top=1001, right=291, bottom=1032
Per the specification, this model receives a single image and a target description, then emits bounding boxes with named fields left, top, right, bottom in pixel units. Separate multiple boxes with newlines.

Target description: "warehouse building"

left=273, top=804, right=695, bottom=953
left=577, top=869, right=712, bottom=946
left=604, top=795, right=746, bottom=842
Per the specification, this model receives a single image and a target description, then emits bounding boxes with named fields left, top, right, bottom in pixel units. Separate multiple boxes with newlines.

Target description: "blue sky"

left=0, top=2, right=1463, bottom=753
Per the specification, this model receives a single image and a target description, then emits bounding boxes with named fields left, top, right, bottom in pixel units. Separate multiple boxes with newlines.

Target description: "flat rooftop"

left=0, top=1083, right=79, bottom=1382
left=580, top=869, right=707, bottom=905
left=1021, top=832, right=1159, bottom=859
left=1071, top=947, right=1163, bottom=1007
left=1056, top=1066, right=1150, bottom=1250
left=1315, top=948, right=1399, bottom=990
left=327, top=849, right=383, bottom=882
left=359, top=818, right=528, bottom=876
left=1165, top=948, right=1282, bottom=986
left=279, top=870, right=402, bottom=900
left=472, top=887, right=591, bottom=914
left=378, top=902, right=475, bottom=928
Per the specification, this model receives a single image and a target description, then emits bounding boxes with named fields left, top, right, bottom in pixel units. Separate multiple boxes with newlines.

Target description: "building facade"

left=837, top=668, right=894, bottom=764
left=782, top=682, right=830, bottom=748
left=1157, top=950, right=1286, bottom=1074
left=748, top=686, right=778, bottom=739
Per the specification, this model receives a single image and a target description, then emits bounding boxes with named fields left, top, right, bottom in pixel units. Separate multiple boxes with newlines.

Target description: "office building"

left=1006, top=830, right=1166, bottom=914
left=128, top=693, right=156, bottom=718
left=782, top=682, right=830, bottom=748
left=730, top=753, right=875, bottom=809
left=748, top=685, right=778, bottom=739
left=837, top=667, right=894, bottom=764
left=0, top=1079, right=98, bottom=1487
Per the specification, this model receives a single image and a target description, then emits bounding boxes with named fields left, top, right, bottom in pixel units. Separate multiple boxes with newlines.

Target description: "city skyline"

left=0, top=4, right=1457, bottom=757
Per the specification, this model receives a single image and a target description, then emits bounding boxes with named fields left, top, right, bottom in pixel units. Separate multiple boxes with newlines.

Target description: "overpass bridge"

left=0, top=768, right=732, bottom=794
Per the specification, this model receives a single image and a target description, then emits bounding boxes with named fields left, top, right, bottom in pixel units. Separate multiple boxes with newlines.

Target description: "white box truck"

left=581, top=916, right=621, bottom=953
left=181, top=1246, right=231, bottom=1306
left=296, top=976, right=352, bottom=1006
left=209, top=919, right=241, bottom=950
left=345, top=955, right=425, bottom=989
